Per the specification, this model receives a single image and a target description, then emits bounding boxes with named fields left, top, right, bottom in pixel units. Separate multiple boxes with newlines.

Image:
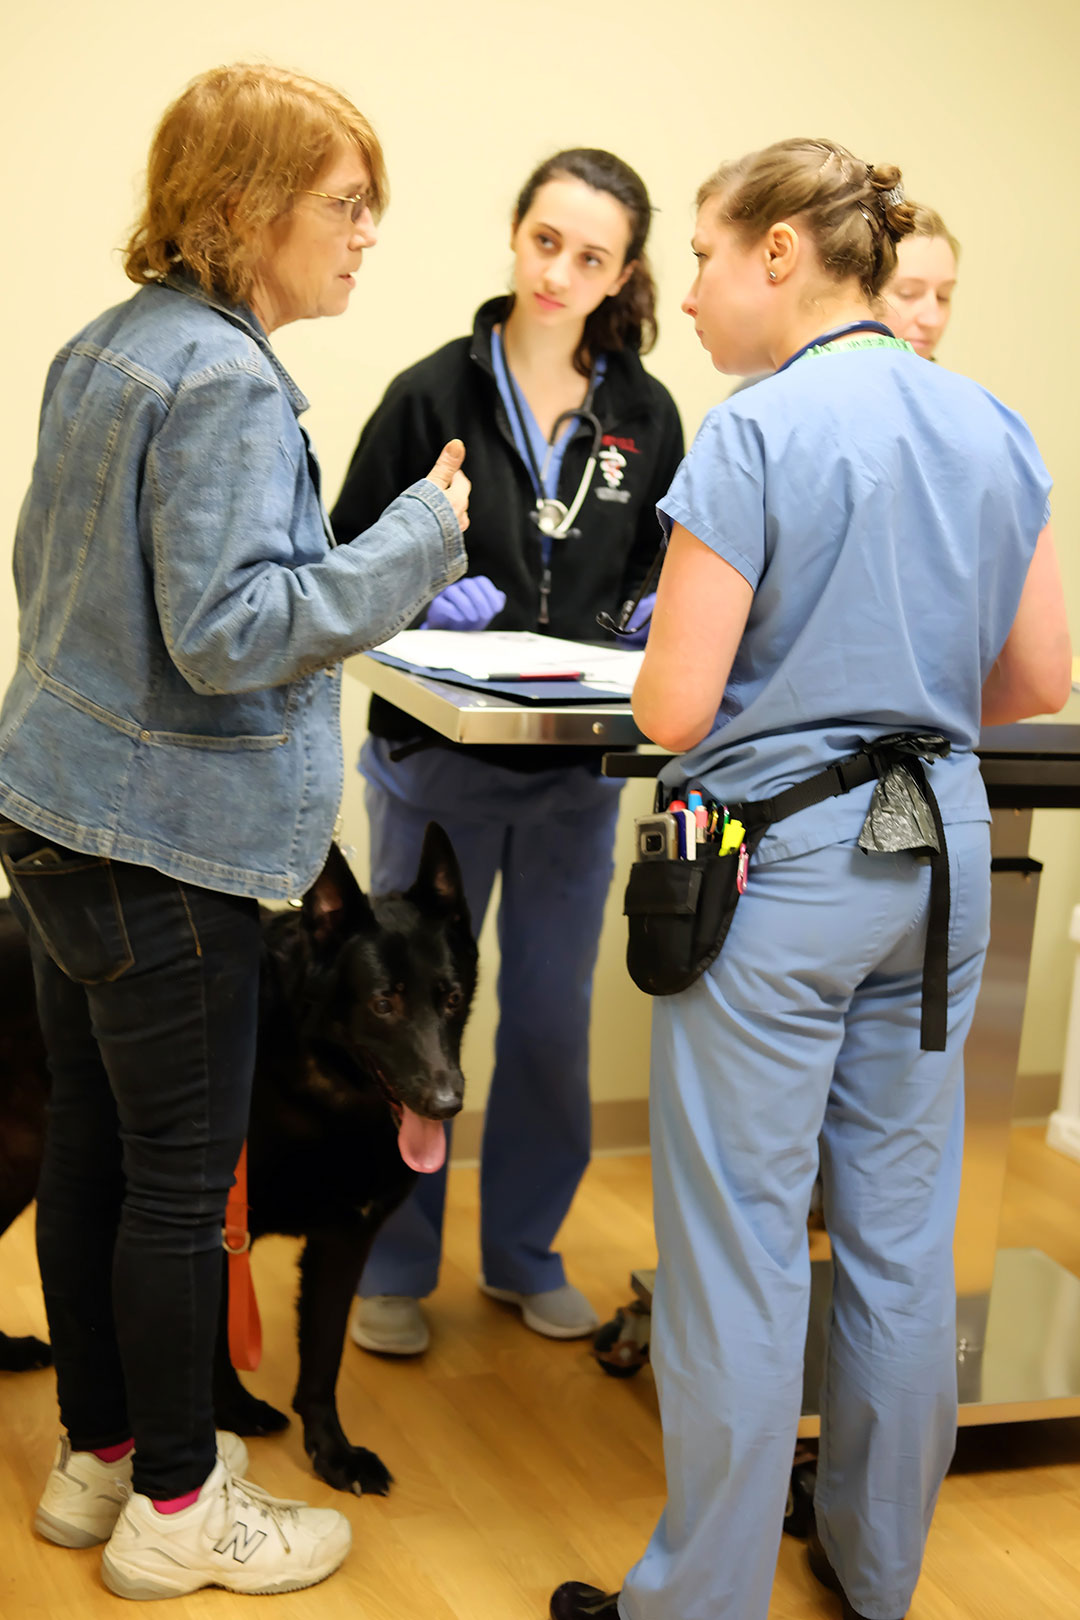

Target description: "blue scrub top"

left=659, top=344, right=1052, bottom=863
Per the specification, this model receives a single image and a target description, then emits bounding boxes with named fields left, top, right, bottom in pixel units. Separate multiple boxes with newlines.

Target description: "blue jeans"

left=0, top=820, right=261, bottom=1499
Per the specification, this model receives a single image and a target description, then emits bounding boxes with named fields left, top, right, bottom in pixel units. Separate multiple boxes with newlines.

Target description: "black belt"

left=723, top=737, right=950, bottom=1052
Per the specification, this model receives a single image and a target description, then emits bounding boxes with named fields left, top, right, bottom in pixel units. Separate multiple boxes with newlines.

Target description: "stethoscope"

left=502, top=358, right=604, bottom=541
left=501, top=352, right=604, bottom=624
left=775, top=318, right=897, bottom=373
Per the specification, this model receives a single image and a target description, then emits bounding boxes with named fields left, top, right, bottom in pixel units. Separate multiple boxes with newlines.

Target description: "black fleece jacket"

left=331, top=296, right=684, bottom=767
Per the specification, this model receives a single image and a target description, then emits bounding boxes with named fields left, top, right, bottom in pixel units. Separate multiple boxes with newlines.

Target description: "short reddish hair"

left=124, top=63, right=387, bottom=304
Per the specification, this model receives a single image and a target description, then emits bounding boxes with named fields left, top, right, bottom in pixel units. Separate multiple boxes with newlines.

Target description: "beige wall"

left=3, top=0, right=1078, bottom=1114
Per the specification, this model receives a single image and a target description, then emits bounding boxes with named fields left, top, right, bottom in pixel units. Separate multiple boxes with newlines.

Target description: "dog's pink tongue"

left=397, top=1106, right=447, bottom=1174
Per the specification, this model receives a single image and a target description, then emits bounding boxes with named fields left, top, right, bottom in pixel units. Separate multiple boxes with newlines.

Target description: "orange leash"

left=223, top=1141, right=262, bottom=1371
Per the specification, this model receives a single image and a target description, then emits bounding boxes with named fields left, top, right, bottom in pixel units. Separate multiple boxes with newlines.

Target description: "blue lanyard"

left=775, top=320, right=898, bottom=373
left=493, top=333, right=603, bottom=567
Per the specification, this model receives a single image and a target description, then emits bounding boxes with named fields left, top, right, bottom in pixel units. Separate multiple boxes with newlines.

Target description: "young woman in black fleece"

left=331, top=147, right=682, bottom=1357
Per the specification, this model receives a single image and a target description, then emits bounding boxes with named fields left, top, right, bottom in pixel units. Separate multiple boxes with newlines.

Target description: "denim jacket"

left=0, top=277, right=467, bottom=899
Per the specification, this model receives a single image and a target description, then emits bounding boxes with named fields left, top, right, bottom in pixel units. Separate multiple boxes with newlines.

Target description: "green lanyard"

left=777, top=320, right=914, bottom=373
left=800, top=334, right=915, bottom=362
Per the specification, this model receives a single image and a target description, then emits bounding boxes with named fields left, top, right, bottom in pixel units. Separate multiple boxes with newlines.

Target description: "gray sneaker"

left=479, top=1280, right=600, bottom=1339
left=350, top=1295, right=430, bottom=1356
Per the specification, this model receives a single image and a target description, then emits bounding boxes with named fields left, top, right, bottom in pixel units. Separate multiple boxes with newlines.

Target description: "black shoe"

left=549, top=1582, right=621, bottom=1619
left=807, top=1532, right=905, bottom=1620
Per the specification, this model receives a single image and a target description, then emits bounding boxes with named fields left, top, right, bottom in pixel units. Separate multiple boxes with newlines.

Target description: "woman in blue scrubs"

left=551, top=139, right=1070, bottom=1620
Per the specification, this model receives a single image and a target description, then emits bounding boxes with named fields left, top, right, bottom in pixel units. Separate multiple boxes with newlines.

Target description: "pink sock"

left=92, top=1439, right=134, bottom=1464
left=152, top=1486, right=201, bottom=1515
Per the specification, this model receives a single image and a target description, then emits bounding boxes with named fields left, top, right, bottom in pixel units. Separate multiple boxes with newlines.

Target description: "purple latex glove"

left=621, top=592, right=656, bottom=648
left=421, top=575, right=507, bottom=631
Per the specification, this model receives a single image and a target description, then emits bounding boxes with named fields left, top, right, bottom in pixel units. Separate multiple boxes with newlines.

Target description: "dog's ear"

left=407, top=822, right=471, bottom=925
left=302, top=844, right=376, bottom=954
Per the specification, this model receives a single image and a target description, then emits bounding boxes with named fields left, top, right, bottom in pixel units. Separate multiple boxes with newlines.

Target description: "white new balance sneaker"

left=34, top=1432, right=250, bottom=1549
left=100, top=1457, right=352, bottom=1599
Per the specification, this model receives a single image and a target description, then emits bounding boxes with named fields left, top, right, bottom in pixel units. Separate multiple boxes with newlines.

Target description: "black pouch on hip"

left=621, top=744, right=897, bottom=1003
left=623, top=850, right=745, bottom=997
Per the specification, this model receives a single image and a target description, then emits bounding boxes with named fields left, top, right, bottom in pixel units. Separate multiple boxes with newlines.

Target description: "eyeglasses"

left=301, top=190, right=372, bottom=224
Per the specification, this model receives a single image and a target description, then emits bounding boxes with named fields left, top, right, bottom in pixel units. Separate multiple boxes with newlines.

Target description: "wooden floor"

left=3, top=1128, right=1080, bottom=1617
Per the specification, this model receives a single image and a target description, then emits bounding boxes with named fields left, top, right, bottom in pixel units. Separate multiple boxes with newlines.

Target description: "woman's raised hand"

left=426, top=439, right=471, bottom=533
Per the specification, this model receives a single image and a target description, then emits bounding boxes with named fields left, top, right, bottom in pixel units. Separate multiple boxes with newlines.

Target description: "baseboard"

left=1047, top=1110, right=1080, bottom=1165
left=450, top=1097, right=649, bottom=1167
left=1011, top=1072, right=1061, bottom=1123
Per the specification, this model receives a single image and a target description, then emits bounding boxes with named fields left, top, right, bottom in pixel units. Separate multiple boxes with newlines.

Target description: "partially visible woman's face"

left=880, top=235, right=958, bottom=359
left=682, top=203, right=772, bottom=375
left=510, top=177, right=634, bottom=333
left=250, top=146, right=377, bottom=332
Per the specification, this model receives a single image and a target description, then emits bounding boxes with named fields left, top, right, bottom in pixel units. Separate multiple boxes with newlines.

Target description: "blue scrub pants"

left=621, top=822, right=991, bottom=1620
left=357, top=735, right=623, bottom=1298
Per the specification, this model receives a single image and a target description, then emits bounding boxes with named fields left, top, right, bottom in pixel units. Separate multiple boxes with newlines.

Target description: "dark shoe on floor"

left=807, top=1531, right=905, bottom=1620
left=549, top=1581, right=622, bottom=1618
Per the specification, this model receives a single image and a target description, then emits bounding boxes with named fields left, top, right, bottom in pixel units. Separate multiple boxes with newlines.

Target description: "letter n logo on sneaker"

left=214, top=1520, right=268, bottom=1563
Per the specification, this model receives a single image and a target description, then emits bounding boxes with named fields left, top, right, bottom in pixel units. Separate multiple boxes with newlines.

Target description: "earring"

left=768, top=269, right=777, bottom=281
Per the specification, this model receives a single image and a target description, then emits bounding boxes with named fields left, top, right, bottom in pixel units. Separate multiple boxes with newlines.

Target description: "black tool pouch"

left=622, top=744, right=889, bottom=1003
left=624, top=850, right=746, bottom=997
left=622, top=736, right=951, bottom=1041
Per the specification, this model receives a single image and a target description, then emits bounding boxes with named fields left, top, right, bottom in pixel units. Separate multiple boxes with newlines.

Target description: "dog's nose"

left=424, top=1072, right=464, bottom=1120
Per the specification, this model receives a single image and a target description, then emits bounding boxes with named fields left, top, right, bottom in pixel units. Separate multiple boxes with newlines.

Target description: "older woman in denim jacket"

left=0, top=63, right=469, bottom=1602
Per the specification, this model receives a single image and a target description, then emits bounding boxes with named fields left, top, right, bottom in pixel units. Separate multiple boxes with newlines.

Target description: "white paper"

left=375, top=630, right=644, bottom=693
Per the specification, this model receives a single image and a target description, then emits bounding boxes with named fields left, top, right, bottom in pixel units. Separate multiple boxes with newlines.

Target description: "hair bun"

left=697, top=137, right=915, bottom=298
left=867, top=162, right=916, bottom=245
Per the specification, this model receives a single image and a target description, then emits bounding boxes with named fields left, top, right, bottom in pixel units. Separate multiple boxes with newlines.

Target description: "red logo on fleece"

left=602, top=435, right=640, bottom=454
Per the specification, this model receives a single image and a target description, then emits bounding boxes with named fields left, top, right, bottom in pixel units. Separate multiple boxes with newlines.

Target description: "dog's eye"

left=444, top=987, right=463, bottom=1011
left=370, top=995, right=394, bottom=1017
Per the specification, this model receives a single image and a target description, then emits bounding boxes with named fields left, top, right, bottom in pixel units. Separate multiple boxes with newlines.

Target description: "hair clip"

left=882, top=183, right=905, bottom=208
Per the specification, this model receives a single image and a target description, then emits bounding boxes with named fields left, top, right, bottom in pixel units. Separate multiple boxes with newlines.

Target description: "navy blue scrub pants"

left=620, top=822, right=991, bottom=1620
left=357, top=735, right=623, bottom=1298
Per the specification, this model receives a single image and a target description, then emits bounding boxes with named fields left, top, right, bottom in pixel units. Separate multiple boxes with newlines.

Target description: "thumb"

left=428, top=438, right=465, bottom=490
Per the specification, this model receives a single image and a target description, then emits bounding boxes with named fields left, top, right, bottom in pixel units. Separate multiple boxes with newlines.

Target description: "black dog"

left=0, top=823, right=477, bottom=1495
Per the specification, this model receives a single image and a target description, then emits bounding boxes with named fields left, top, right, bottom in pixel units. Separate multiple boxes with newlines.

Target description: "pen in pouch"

left=668, top=799, right=686, bottom=853
left=675, top=809, right=696, bottom=859
left=672, top=812, right=686, bottom=858
left=687, top=790, right=708, bottom=844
